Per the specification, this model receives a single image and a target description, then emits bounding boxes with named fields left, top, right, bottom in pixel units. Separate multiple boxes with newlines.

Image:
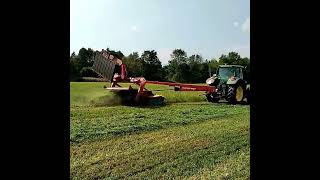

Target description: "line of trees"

left=70, top=48, right=250, bottom=83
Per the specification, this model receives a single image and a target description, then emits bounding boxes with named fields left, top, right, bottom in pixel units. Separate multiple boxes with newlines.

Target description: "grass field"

left=70, top=82, right=208, bottom=107
left=70, top=82, right=250, bottom=179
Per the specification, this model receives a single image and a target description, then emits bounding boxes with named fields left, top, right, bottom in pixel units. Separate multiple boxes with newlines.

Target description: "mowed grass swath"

left=70, top=82, right=250, bottom=179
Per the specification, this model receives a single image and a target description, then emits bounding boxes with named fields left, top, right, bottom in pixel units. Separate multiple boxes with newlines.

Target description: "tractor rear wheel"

left=226, top=84, right=244, bottom=104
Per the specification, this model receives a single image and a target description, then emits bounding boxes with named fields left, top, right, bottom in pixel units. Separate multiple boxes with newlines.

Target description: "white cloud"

left=233, top=22, right=239, bottom=27
left=241, top=17, right=250, bottom=33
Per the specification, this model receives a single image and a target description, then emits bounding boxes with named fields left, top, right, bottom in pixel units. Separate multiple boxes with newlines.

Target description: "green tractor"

left=205, top=65, right=250, bottom=104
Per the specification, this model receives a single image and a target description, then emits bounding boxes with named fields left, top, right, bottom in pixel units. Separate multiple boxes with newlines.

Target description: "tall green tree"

left=78, top=48, right=93, bottom=67
left=218, top=52, right=249, bottom=67
left=208, top=58, right=220, bottom=76
left=169, top=49, right=188, bottom=64
left=123, top=52, right=145, bottom=77
left=167, top=49, right=189, bottom=82
left=69, top=47, right=250, bottom=83
left=188, top=54, right=203, bottom=83
left=70, top=52, right=79, bottom=79
left=140, top=50, right=163, bottom=80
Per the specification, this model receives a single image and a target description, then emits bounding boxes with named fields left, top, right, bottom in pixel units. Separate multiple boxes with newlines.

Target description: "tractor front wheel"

left=226, top=84, right=244, bottom=104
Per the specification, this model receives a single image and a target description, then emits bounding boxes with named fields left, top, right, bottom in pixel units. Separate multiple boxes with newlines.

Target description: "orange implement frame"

left=92, top=50, right=216, bottom=104
left=129, top=77, right=216, bottom=100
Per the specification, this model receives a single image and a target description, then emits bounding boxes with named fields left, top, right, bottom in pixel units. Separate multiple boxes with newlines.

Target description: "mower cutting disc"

left=106, top=86, right=165, bottom=106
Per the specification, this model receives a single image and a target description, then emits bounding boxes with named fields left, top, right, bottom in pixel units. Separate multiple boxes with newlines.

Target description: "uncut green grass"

left=70, top=82, right=207, bottom=107
left=70, top=82, right=250, bottom=180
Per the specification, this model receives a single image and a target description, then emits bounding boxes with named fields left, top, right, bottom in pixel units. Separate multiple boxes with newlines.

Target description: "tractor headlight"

left=206, top=78, right=215, bottom=85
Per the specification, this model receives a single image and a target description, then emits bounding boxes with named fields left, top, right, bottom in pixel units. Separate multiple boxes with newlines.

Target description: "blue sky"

left=71, top=0, right=250, bottom=65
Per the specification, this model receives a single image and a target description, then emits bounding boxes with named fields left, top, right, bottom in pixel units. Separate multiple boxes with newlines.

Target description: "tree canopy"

left=70, top=48, right=250, bottom=83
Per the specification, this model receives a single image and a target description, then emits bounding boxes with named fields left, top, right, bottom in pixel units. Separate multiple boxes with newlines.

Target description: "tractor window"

left=218, top=67, right=240, bottom=79
left=234, top=68, right=241, bottom=78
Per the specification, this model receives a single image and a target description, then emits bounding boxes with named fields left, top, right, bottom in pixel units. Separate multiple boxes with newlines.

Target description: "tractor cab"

left=216, top=65, right=244, bottom=82
left=207, top=65, right=246, bottom=85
